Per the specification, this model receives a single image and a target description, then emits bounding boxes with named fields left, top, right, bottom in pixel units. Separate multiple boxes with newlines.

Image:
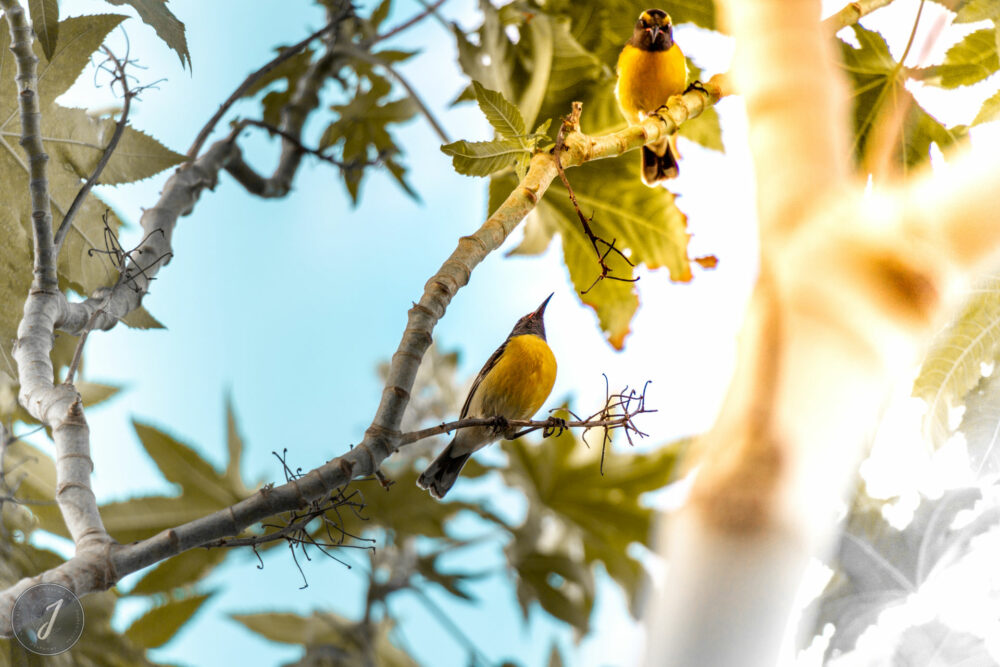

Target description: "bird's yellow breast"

left=471, top=334, right=557, bottom=421
left=616, top=43, right=687, bottom=125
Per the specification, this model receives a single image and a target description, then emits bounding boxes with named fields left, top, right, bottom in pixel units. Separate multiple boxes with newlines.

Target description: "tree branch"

left=2, top=0, right=56, bottom=290
left=185, top=4, right=352, bottom=162
left=0, top=82, right=722, bottom=631
left=53, top=46, right=134, bottom=255
left=823, top=0, right=898, bottom=32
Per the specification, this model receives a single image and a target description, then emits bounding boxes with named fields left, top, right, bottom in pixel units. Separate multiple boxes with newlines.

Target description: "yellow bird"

left=616, top=8, right=688, bottom=184
left=417, top=295, right=557, bottom=499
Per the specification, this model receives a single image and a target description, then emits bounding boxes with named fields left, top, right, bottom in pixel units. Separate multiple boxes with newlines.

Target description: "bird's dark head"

left=631, top=8, right=674, bottom=52
left=509, top=293, right=552, bottom=340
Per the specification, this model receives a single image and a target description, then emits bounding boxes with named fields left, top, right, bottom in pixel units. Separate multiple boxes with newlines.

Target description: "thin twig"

left=369, top=0, right=447, bottom=45
left=237, top=118, right=384, bottom=170
left=185, top=9, right=350, bottom=161
left=54, top=46, right=134, bottom=254
left=341, top=46, right=450, bottom=143
left=553, top=103, right=638, bottom=295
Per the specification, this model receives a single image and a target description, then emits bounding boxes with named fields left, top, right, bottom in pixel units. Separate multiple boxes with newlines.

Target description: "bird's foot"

left=684, top=80, right=708, bottom=95
left=489, top=415, right=510, bottom=434
left=543, top=417, right=568, bottom=438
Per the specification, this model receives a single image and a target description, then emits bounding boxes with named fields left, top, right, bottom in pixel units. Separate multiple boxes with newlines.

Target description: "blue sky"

left=44, top=0, right=758, bottom=664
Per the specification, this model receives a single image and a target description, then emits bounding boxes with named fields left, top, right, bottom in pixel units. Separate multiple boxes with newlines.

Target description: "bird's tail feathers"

left=641, top=136, right=679, bottom=185
left=416, top=443, right=472, bottom=499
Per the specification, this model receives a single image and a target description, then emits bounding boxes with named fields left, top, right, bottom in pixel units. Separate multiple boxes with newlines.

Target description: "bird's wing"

left=460, top=338, right=509, bottom=418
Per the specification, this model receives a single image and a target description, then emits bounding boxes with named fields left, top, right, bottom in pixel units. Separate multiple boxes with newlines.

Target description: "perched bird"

left=615, top=8, right=687, bottom=184
left=417, top=295, right=557, bottom=499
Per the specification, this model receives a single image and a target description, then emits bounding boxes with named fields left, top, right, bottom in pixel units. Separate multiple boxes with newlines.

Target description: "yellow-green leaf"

left=973, top=88, right=1000, bottom=126
left=132, top=420, right=239, bottom=506
left=104, top=0, right=190, bottom=69
left=129, top=547, right=228, bottom=595
left=473, top=80, right=526, bottom=139
left=913, top=279, right=1000, bottom=449
left=76, top=381, right=121, bottom=408
left=924, top=28, right=998, bottom=89
left=28, top=0, right=59, bottom=60
left=121, top=306, right=165, bottom=329
left=124, top=593, right=210, bottom=649
left=440, top=138, right=527, bottom=177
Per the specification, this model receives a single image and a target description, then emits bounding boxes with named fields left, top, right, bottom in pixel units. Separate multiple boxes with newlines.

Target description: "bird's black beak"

left=648, top=25, right=661, bottom=42
left=533, top=293, right=554, bottom=318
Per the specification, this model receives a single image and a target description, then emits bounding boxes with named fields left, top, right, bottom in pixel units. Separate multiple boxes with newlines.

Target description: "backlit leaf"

left=840, top=25, right=966, bottom=173
left=440, top=138, right=527, bottom=177
left=922, top=28, right=998, bottom=88
left=103, top=0, right=190, bottom=69
left=913, top=279, right=1000, bottom=449
left=28, top=0, right=59, bottom=60
left=124, top=593, right=210, bottom=649
left=473, top=80, right=526, bottom=139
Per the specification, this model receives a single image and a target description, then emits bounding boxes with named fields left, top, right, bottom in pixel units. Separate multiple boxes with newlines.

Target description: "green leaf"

left=495, top=156, right=693, bottom=349
left=804, top=487, right=1000, bottom=659
left=132, top=420, right=241, bottom=507
left=233, top=612, right=418, bottom=667
left=369, top=0, right=392, bottom=31
left=973, top=87, right=1000, bottom=126
left=509, top=546, right=595, bottom=632
left=224, top=395, right=251, bottom=496
left=129, top=547, right=228, bottom=595
left=913, top=279, right=1000, bottom=449
left=338, top=468, right=485, bottom=541
left=502, top=427, right=682, bottom=619
left=320, top=75, right=418, bottom=203
left=28, top=0, right=59, bottom=60
left=840, top=25, right=967, bottom=173
left=76, top=381, right=121, bottom=408
left=121, top=306, right=166, bottom=329
left=0, top=14, right=181, bottom=379
left=124, top=593, right=210, bottom=649
left=951, top=0, right=1000, bottom=23
left=440, top=138, right=527, bottom=177
left=101, top=494, right=223, bottom=543
left=473, top=81, right=526, bottom=139
left=923, top=28, right=998, bottom=89
left=103, top=0, right=191, bottom=69
left=957, top=370, right=1000, bottom=481
left=241, top=46, right=314, bottom=127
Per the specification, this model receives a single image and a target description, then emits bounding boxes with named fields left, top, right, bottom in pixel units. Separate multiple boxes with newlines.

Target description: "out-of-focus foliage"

left=232, top=611, right=418, bottom=667
left=839, top=24, right=966, bottom=174
left=446, top=0, right=719, bottom=347
left=804, top=487, right=1000, bottom=662
left=0, top=13, right=183, bottom=419
left=913, top=278, right=1000, bottom=450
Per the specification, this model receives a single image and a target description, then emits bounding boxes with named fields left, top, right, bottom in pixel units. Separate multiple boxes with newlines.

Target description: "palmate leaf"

left=0, top=14, right=182, bottom=393
left=958, top=370, right=1000, bottom=481
left=239, top=46, right=314, bottom=127
left=99, top=416, right=250, bottom=543
left=124, top=592, right=210, bottom=649
left=913, top=279, right=1000, bottom=450
left=804, top=487, right=1000, bottom=660
left=440, top=137, right=527, bottom=177
left=493, top=157, right=693, bottom=349
left=973, top=87, right=1000, bottom=125
left=103, top=0, right=190, bottom=69
left=319, top=74, right=418, bottom=203
left=232, top=611, right=418, bottom=667
left=27, top=0, right=59, bottom=60
left=473, top=80, right=526, bottom=139
left=840, top=25, right=966, bottom=173
left=501, top=427, right=682, bottom=626
left=920, top=27, right=999, bottom=89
